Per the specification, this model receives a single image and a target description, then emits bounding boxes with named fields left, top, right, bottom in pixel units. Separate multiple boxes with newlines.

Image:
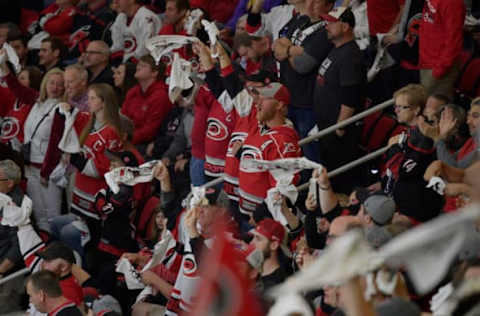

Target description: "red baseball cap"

left=255, top=82, right=291, bottom=105
left=252, top=218, right=286, bottom=242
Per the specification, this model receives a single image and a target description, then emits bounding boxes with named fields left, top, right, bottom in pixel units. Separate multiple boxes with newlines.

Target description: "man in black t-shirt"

left=271, top=0, right=335, bottom=161
left=26, top=270, right=83, bottom=316
left=313, top=7, right=367, bottom=193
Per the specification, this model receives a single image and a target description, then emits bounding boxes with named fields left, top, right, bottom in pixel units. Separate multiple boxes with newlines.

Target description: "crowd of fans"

left=0, top=0, right=480, bottom=315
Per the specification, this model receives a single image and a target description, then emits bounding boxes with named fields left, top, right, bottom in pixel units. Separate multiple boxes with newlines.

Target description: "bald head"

left=83, top=41, right=110, bottom=70
left=328, top=216, right=362, bottom=244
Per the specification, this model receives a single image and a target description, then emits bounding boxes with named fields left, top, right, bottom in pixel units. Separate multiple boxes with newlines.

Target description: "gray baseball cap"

left=364, top=194, right=396, bottom=225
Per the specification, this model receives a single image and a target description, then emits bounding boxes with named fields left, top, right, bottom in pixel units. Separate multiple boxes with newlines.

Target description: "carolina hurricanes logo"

left=226, top=133, right=247, bottom=156
left=239, top=145, right=263, bottom=172
left=402, top=159, right=417, bottom=173
left=69, top=26, right=90, bottom=49
left=183, top=256, right=198, bottom=278
left=124, top=36, right=138, bottom=54
left=207, top=118, right=229, bottom=141
left=1, top=117, right=20, bottom=140
left=405, top=14, right=422, bottom=47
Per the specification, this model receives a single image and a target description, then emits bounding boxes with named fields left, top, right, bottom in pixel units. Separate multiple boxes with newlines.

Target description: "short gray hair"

left=65, top=63, right=88, bottom=83
left=0, top=159, right=21, bottom=184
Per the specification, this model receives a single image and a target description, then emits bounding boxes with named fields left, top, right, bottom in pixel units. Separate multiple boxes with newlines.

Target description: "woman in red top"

left=50, top=83, right=124, bottom=258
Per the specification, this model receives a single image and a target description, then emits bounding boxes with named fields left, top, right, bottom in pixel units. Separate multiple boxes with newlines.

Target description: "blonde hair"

left=393, top=84, right=427, bottom=113
left=39, top=68, right=64, bottom=102
left=78, top=84, right=123, bottom=146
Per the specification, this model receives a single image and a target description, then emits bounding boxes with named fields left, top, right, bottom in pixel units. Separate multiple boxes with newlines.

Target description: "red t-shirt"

left=367, top=0, right=405, bottom=35
left=59, top=274, right=84, bottom=306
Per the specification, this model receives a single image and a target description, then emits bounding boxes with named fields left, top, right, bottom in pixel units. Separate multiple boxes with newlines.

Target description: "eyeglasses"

left=0, top=178, right=9, bottom=181
left=394, top=104, right=411, bottom=111
left=84, top=50, right=106, bottom=55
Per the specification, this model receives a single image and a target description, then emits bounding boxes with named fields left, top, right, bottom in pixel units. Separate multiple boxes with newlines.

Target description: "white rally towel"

left=58, top=106, right=81, bottom=153
left=427, top=176, right=446, bottom=195
left=201, top=19, right=220, bottom=57
left=0, top=43, right=21, bottom=74
left=104, top=160, right=161, bottom=194
left=116, top=257, right=145, bottom=290
left=243, top=157, right=323, bottom=224
left=378, top=203, right=480, bottom=295
left=266, top=180, right=297, bottom=226
left=184, top=8, right=204, bottom=35
left=367, top=34, right=396, bottom=82
left=142, top=229, right=176, bottom=272
left=267, top=293, right=314, bottom=316
left=0, top=193, right=32, bottom=227
left=145, top=35, right=198, bottom=65
left=168, top=53, right=193, bottom=103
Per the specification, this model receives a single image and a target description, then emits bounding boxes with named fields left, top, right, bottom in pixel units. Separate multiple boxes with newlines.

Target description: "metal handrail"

left=0, top=267, right=29, bottom=285
left=200, top=98, right=394, bottom=189
left=298, top=98, right=394, bottom=145
left=0, top=99, right=394, bottom=286
left=296, top=145, right=390, bottom=191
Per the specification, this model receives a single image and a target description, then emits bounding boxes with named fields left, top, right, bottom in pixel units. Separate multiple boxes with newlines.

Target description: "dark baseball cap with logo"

left=321, top=7, right=356, bottom=28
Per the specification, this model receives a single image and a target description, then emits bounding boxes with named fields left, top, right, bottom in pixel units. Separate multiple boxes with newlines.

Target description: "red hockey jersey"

left=40, top=4, right=76, bottom=47
left=223, top=107, right=258, bottom=201
left=71, top=113, right=123, bottom=220
left=0, top=73, right=38, bottom=146
left=238, top=121, right=301, bottom=214
left=204, top=91, right=237, bottom=178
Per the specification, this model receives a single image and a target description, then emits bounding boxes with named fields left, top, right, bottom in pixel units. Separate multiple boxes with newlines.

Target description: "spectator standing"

left=246, top=0, right=308, bottom=42
left=121, top=55, right=173, bottom=150
left=367, top=0, right=405, bottom=36
left=70, top=0, right=116, bottom=58
left=23, top=68, right=65, bottom=232
left=314, top=7, right=367, bottom=193
left=50, top=84, right=124, bottom=259
left=8, top=35, right=35, bottom=68
left=110, top=0, right=162, bottom=63
left=29, top=0, right=77, bottom=48
left=418, top=0, right=466, bottom=98
left=0, top=58, right=42, bottom=151
left=271, top=0, right=335, bottom=161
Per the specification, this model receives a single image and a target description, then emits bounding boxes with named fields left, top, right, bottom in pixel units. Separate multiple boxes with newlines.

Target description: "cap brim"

left=321, top=14, right=339, bottom=23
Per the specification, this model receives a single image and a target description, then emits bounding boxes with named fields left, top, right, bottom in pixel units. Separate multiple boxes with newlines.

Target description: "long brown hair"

left=78, top=83, right=123, bottom=146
